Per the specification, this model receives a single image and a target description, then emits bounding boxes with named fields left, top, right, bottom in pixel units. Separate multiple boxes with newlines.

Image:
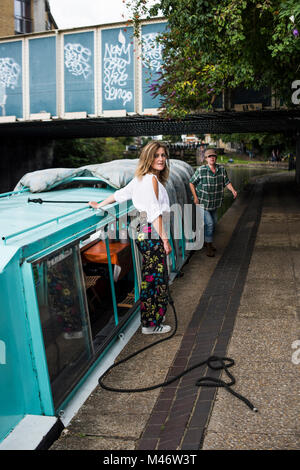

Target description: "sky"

left=48, top=0, right=156, bottom=29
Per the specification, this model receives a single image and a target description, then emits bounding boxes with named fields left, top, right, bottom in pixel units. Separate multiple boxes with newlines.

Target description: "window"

left=14, top=0, right=32, bottom=34
left=32, top=224, right=139, bottom=409
left=33, top=245, right=93, bottom=408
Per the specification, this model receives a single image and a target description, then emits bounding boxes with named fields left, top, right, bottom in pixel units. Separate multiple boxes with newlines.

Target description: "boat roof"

left=0, top=158, right=194, bottom=268
left=0, top=185, right=119, bottom=272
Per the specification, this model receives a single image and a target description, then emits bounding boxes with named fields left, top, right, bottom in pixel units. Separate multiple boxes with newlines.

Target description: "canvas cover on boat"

left=14, top=159, right=195, bottom=208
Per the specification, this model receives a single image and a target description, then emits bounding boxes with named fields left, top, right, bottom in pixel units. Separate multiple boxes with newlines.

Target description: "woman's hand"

left=89, top=201, right=99, bottom=209
left=163, top=239, right=172, bottom=255
left=89, top=194, right=116, bottom=210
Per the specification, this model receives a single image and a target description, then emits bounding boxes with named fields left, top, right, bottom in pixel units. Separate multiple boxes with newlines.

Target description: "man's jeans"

left=204, top=209, right=218, bottom=242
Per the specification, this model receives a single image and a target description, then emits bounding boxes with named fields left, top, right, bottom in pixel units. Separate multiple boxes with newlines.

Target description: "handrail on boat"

left=1, top=205, right=102, bottom=244
left=0, top=188, right=30, bottom=198
left=0, top=177, right=117, bottom=244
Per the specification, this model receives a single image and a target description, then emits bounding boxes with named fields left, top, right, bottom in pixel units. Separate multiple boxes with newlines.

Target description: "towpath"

left=50, top=171, right=300, bottom=451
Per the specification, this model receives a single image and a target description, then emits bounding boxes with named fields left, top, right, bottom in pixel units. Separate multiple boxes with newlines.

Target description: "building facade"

left=0, top=0, right=57, bottom=37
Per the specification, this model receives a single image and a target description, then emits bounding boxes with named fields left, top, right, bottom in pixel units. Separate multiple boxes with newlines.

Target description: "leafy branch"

left=126, top=0, right=300, bottom=118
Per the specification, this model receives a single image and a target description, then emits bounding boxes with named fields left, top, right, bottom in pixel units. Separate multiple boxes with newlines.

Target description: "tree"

left=127, top=0, right=300, bottom=118
left=212, top=132, right=296, bottom=157
left=53, top=138, right=106, bottom=167
left=52, top=137, right=135, bottom=168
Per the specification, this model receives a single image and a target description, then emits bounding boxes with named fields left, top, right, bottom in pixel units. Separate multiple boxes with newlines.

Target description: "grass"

left=217, top=154, right=271, bottom=165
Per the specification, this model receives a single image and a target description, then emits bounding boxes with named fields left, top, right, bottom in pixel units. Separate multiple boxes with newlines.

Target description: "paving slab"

left=202, top=172, right=300, bottom=451
left=202, top=431, right=300, bottom=450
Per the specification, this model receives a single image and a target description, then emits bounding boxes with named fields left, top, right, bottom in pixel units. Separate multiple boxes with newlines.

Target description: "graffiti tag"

left=103, top=30, right=133, bottom=106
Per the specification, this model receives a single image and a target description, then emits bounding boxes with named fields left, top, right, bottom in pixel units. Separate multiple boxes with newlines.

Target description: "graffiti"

left=64, top=43, right=92, bottom=79
left=142, top=32, right=163, bottom=72
left=0, top=57, right=21, bottom=116
left=103, top=29, right=133, bottom=106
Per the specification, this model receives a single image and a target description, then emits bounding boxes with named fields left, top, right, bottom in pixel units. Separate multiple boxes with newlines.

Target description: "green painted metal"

left=0, top=188, right=29, bottom=199
left=104, top=229, right=119, bottom=326
left=21, top=262, right=55, bottom=416
left=0, top=252, right=46, bottom=440
left=169, top=233, right=176, bottom=271
left=129, top=233, right=139, bottom=302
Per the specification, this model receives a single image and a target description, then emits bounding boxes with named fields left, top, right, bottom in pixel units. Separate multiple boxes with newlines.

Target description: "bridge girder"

left=0, top=110, right=300, bottom=139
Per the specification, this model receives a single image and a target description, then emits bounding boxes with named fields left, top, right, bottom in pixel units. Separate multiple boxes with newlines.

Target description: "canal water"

left=219, top=166, right=283, bottom=218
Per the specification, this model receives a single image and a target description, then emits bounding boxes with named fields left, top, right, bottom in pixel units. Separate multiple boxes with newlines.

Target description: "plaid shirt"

left=189, top=164, right=230, bottom=210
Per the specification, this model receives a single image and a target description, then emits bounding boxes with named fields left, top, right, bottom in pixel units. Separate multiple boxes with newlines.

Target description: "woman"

left=89, top=141, right=172, bottom=335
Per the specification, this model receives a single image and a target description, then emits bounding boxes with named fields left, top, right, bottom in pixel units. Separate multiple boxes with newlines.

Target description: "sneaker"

left=142, top=325, right=171, bottom=335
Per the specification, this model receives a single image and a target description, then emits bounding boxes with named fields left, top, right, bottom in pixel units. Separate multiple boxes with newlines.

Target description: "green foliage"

left=127, top=0, right=300, bottom=117
left=212, top=132, right=296, bottom=156
left=105, top=137, right=138, bottom=159
left=53, top=137, right=135, bottom=168
left=217, top=154, right=252, bottom=164
left=162, top=134, right=182, bottom=143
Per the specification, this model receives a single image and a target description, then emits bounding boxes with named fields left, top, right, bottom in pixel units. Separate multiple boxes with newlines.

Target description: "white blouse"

left=114, top=173, right=170, bottom=223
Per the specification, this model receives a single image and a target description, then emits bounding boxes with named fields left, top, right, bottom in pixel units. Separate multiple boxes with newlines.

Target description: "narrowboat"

left=0, top=158, right=202, bottom=449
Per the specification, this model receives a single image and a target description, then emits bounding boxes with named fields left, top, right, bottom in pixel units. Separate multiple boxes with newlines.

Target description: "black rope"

left=28, top=197, right=91, bottom=204
left=98, top=278, right=258, bottom=413
left=28, top=197, right=110, bottom=216
left=28, top=198, right=257, bottom=411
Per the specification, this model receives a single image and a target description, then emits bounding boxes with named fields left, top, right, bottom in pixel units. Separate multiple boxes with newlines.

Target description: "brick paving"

left=137, top=184, right=264, bottom=450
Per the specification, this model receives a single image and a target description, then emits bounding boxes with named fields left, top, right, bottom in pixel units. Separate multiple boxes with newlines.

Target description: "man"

left=189, top=148, right=237, bottom=257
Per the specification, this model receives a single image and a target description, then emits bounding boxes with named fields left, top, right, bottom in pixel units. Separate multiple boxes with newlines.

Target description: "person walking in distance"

left=189, top=148, right=237, bottom=257
left=89, top=141, right=172, bottom=334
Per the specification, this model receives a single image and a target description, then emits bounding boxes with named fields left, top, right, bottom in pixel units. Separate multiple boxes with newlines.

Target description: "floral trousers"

left=135, top=223, right=169, bottom=327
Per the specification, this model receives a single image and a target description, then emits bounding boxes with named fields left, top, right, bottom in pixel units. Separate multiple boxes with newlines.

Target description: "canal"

left=219, top=166, right=284, bottom=217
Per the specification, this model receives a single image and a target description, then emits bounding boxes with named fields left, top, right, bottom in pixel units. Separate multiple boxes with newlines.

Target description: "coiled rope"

left=98, top=281, right=258, bottom=413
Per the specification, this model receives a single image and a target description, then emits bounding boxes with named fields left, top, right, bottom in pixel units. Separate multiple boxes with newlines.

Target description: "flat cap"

left=205, top=148, right=218, bottom=157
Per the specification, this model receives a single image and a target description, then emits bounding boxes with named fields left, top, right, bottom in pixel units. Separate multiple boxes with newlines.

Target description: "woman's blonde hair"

left=135, top=141, right=170, bottom=185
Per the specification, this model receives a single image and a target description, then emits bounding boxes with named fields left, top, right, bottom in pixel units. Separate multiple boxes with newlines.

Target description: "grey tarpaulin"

left=14, top=158, right=195, bottom=210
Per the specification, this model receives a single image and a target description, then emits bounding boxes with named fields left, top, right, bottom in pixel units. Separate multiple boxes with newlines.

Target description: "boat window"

left=33, top=245, right=93, bottom=408
left=32, top=221, right=140, bottom=409
left=81, top=224, right=138, bottom=352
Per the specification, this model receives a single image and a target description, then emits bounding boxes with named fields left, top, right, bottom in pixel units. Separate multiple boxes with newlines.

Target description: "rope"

left=98, top=286, right=258, bottom=413
left=30, top=198, right=256, bottom=409
left=27, top=201, right=258, bottom=412
left=28, top=198, right=91, bottom=204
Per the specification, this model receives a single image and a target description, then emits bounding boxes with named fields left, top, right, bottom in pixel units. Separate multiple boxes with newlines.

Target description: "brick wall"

left=0, top=0, right=15, bottom=37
